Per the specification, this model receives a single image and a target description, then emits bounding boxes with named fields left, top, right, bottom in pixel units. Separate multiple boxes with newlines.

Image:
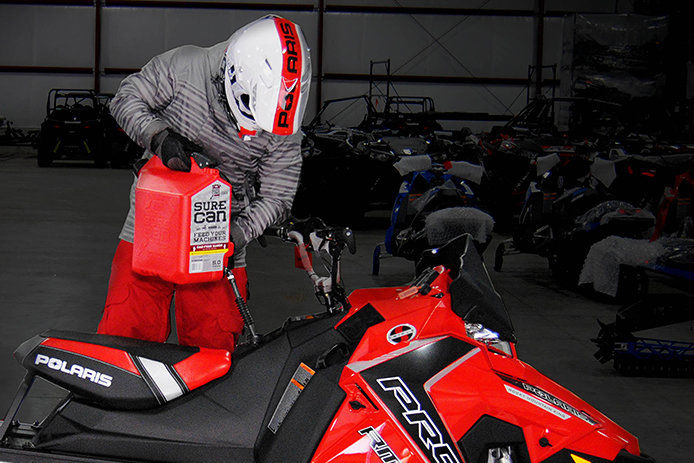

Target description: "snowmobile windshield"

left=410, top=179, right=466, bottom=216
left=417, top=234, right=516, bottom=343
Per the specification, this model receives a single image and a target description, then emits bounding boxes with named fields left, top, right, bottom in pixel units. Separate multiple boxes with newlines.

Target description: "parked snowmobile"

left=493, top=148, right=594, bottom=271
left=495, top=151, right=656, bottom=285
left=1, top=225, right=652, bottom=463
left=592, top=238, right=694, bottom=377
left=547, top=196, right=655, bottom=284
left=372, top=155, right=493, bottom=275
left=496, top=182, right=655, bottom=285
left=294, top=96, right=402, bottom=225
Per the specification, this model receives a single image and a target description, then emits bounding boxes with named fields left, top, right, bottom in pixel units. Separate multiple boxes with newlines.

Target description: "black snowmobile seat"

left=14, top=330, right=231, bottom=410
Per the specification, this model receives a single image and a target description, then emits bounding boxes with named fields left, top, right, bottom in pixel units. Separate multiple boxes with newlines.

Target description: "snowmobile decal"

left=362, top=336, right=475, bottom=463
left=347, top=337, right=445, bottom=373
left=267, top=362, right=315, bottom=433
left=132, top=356, right=187, bottom=404
left=386, top=324, right=416, bottom=344
left=34, top=354, right=113, bottom=387
left=40, top=337, right=140, bottom=375
left=504, top=384, right=572, bottom=421
left=358, top=426, right=401, bottom=463
left=376, top=376, right=460, bottom=463
left=423, top=348, right=480, bottom=393
left=14, top=332, right=232, bottom=410
left=500, top=375, right=598, bottom=426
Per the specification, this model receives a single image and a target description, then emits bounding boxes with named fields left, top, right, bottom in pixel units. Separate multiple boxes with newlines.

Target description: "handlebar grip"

left=263, top=225, right=283, bottom=236
left=342, top=229, right=357, bottom=255
left=315, top=227, right=357, bottom=254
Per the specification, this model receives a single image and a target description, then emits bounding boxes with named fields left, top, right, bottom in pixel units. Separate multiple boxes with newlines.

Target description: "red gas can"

left=132, top=156, right=234, bottom=284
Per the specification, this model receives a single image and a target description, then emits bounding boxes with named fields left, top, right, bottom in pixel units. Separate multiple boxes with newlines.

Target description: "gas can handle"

left=190, top=152, right=232, bottom=184
left=191, top=152, right=218, bottom=169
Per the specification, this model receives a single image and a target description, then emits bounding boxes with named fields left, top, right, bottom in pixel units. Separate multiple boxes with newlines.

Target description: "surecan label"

left=189, top=181, right=231, bottom=274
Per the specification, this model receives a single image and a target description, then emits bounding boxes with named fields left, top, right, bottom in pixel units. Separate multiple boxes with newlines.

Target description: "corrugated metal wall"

left=0, top=0, right=626, bottom=129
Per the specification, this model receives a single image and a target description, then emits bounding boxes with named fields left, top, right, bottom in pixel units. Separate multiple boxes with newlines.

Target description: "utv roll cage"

left=46, top=89, right=98, bottom=115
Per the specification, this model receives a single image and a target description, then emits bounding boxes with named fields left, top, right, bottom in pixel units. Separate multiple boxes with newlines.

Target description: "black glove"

left=150, top=129, right=201, bottom=172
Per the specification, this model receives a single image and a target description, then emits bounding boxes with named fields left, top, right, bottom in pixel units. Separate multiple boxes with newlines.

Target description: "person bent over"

left=97, top=16, right=311, bottom=353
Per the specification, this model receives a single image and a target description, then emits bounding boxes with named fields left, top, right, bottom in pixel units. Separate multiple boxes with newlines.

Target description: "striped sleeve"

left=230, top=134, right=303, bottom=247
left=109, top=47, right=189, bottom=150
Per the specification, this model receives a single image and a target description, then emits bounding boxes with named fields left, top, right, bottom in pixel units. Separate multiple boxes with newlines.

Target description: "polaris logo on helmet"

left=278, top=21, right=299, bottom=74
left=274, top=18, right=302, bottom=132
left=34, top=354, right=113, bottom=388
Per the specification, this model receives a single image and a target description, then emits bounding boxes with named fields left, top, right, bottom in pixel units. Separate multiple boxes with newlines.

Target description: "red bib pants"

left=97, top=240, right=246, bottom=353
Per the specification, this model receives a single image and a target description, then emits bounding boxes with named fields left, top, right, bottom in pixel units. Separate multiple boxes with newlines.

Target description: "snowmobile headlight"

left=465, top=323, right=499, bottom=342
left=488, top=446, right=513, bottom=463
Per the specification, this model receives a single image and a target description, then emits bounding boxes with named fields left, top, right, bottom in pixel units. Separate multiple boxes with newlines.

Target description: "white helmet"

left=224, top=15, right=311, bottom=136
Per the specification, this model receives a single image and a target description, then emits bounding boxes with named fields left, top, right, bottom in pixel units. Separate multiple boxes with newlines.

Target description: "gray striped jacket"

left=111, top=39, right=303, bottom=267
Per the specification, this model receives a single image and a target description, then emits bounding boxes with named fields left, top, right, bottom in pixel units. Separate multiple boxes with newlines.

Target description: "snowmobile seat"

left=13, top=330, right=231, bottom=410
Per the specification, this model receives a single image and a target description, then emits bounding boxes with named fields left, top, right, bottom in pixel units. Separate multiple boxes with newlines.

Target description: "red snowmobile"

left=0, top=222, right=652, bottom=463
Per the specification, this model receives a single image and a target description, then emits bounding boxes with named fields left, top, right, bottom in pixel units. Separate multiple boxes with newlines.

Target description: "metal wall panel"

left=541, top=16, right=564, bottom=77
left=0, top=74, right=93, bottom=127
left=0, top=5, right=93, bottom=68
left=101, top=7, right=166, bottom=69
left=112, top=0, right=313, bottom=4
left=100, top=74, right=129, bottom=95
left=326, top=0, right=534, bottom=9
left=101, top=7, right=317, bottom=69
left=1, top=1, right=596, bottom=128
left=545, top=0, right=621, bottom=13
left=323, top=13, right=533, bottom=78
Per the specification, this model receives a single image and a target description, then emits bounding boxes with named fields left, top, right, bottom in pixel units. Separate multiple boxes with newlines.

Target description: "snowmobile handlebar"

left=265, top=217, right=353, bottom=312
left=267, top=218, right=356, bottom=256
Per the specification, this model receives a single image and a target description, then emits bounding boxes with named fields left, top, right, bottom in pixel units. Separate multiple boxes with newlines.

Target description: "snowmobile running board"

left=0, top=447, right=123, bottom=462
left=594, top=293, right=694, bottom=377
left=613, top=337, right=694, bottom=377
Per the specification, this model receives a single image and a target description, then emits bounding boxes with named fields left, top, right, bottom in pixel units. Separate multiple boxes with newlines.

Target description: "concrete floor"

left=0, top=148, right=691, bottom=462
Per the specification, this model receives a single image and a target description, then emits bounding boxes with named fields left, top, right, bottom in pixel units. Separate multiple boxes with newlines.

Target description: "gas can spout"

left=225, top=268, right=260, bottom=345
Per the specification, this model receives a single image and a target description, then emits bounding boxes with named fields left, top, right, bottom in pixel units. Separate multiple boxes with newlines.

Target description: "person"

left=97, top=15, right=311, bottom=353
